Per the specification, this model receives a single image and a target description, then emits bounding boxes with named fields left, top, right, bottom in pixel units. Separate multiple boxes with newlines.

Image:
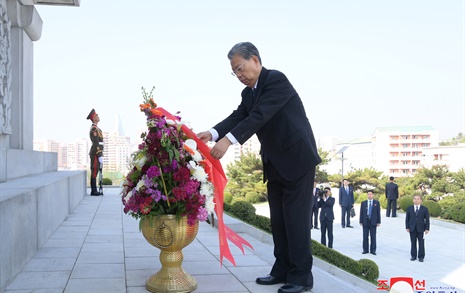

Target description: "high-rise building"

left=103, top=131, right=132, bottom=174
left=372, top=126, right=439, bottom=176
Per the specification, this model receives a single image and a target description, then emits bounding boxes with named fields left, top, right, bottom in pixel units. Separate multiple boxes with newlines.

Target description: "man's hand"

left=197, top=131, right=212, bottom=143
left=406, top=229, right=410, bottom=233
left=425, top=230, right=429, bottom=234
left=210, top=137, right=231, bottom=159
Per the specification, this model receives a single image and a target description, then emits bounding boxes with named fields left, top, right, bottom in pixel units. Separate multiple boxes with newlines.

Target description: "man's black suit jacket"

left=359, top=199, right=381, bottom=226
left=214, top=67, right=321, bottom=181
left=405, top=205, right=430, bottom=233
left=385, top=182, right=399, bottom=199
left=318, top=196, right=335, bottom=221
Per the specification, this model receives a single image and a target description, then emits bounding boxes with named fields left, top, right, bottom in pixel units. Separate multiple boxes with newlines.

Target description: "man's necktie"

left=416, top=206, right=419, bottom=215
left=368, top=201, right=372, bottom=218
left=345, top=187, right=348, bottom=194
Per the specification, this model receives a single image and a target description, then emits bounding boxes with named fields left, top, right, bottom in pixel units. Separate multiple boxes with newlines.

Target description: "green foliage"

left=451, top=168, right=465, bottom=190
left=245, top=192, right=265, bottom=203
left=253, top=214, right=272, bottom=233
left=399, top=195, right=413, bottom=211
left=230, top=201, right=256, bottom=222
left=315, top=148, right=331, bottom=183
left=439, top=132, right=465, bottom=146
left=101, top=178, right=113, bottom=185
left=358, top=259, right=379, bottom=281
left=443, top=202, right=465, bottom=223
left=356, top=193, right=367, bottom=203
left=226, top=203, right=379, bottom=282
left=438, top=193, right=465, bottom=212
left=422, top=200, right=442, bottom=217
left=225, top=153, right=266, bottom=202
left=223, top=192, right=233, bottom=204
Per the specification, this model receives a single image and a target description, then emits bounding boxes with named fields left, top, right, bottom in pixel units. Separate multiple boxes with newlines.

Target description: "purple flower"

left=147, top=166, right=161, bottom=179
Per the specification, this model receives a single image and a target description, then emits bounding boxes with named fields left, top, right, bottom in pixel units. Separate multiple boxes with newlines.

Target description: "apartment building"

left=421, top=144, right=465, bottom=172
left=372, top=126, right=439, bottom=176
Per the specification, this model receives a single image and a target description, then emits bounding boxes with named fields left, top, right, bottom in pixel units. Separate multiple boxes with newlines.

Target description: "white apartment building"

left=214, top=134, right=261, bottom=170
left=421, top=144, right=465, bottom=172
left=372, top=126, right=439, bottom=176
left=66, top=138, right=89, bottom=170
left=318, top=136, right=341, bottom=152
left=103, top=131, right=132, bottom=174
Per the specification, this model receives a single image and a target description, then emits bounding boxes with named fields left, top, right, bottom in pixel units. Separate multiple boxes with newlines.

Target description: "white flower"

left=192, top=150, right=202, bottom=162
left=166, top=119, right=175, bottom=125
left=134, top=155, right=147, bottom=170
left=135, top=178, right=145, bottom=191
left=200, top=182, right=213, bottom=196
left=184, top=139, right=197, bottom=151
left=124, top=189, right=134, bottom=202
left=189, top=160, right=208, bottom=182
left=205, top=195, right=215, bottom=213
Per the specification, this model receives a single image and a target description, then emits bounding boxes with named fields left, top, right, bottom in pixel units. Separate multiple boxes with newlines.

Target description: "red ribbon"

left=157, top=107, right=253, bottom=265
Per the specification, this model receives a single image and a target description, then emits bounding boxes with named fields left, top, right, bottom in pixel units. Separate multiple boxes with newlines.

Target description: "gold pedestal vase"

left=140, top=215, right=199, bottom=293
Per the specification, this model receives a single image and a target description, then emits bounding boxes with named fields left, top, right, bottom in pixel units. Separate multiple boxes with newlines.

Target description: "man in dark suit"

left=311, top=182, right=320, bottom=230
left=385, top=176, right=399, bottom=217
left=339, top=179, right=354, bottom=228
left=198, top=42, right=321, bottom=293
left=318, top=187, right=335, bottom=248
left=359, top=190, right=381, bottom=255
left=405, top=195, right=430, bottom=262
left=87, top=109, right=104, bottom=196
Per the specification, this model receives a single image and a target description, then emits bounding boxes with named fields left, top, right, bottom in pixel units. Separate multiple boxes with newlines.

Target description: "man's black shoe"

left=90, top=191, right=101, bottom=196
left=256, top=275, right=285, bottom=285
left=346, top=225, right=354, bottom=228
left=314, top=227, right=319, bottom=230
left=362, top=251, right=368, bottom=254
left=278, top=284, right=311, bottom=293
left=410, top=257, right=416, bottom=261
left=419, top=258, right=424, bottom=262
left=371, top=252, right=377, bottom=255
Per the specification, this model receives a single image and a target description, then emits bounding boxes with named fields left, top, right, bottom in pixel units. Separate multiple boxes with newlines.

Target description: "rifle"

left=98, top=169, right=103, bottom=195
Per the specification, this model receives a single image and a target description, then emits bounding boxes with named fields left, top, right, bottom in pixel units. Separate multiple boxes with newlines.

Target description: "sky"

left=33, top=0, right=465, bottom=145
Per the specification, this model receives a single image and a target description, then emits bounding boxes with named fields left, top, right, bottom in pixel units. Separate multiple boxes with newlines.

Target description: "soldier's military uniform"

left=87, top=109, right=104, bottom=195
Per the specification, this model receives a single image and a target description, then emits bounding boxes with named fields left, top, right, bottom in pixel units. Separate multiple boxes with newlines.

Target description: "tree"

left=315, top=148, right=331, bottom=183
left=439, top=132, right=465, bottom=146
left=225, top=153, right=267, bottom=202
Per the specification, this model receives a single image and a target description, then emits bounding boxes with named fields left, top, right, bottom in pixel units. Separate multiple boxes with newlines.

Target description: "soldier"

left=87, top=109, right=104, bottom=196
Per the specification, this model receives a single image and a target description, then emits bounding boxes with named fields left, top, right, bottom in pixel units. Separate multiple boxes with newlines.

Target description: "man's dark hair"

left=367, top=190, right=374, bottom=194
left=227, top=42, right=262, bottom=64
left=389, top=176, right=394, bottom=181
left=324, top=187, right=331, bottom=191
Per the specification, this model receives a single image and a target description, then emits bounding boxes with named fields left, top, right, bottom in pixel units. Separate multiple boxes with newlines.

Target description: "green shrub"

left=422, top=200, right=442, bottom=217
left=102, top=178, right=113, bottom=185
left=356, top=193, right=367, bottom=203
left=438, top=194, right=465, bottom=212
left=358, top=259, right=379, bottom=281
left=443, top=202, right=465, bottom=223
left=252, top=215, right=272, bottom=233
left=399, top=195, right=413, bottom=211
left=223, top=202, right=232, bottom=212
left=245, top=192, right=262, bottom=204
left=223, top=192, right=233, bottom=204
left=353, top=192, right=360, bottom=203
left=230, top=201, right=256, bottom=223
left=312, top=240, right=362, bottom=277
left=377, top=195, right=387, bottom=210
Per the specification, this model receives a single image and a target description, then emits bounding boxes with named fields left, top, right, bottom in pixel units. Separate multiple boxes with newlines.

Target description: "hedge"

left=102, top=178, right=113, bottom=185
left=422, top=200, right=442, bottom=217
left=399, top=195, right=413, bottom=211
left=225, top=202, right=379, bottom=282
left=442, top=202, right=465, bottom=223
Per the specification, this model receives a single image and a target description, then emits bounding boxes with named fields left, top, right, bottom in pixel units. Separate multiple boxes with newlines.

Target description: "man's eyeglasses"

left=231, top=59, right=249, bottom=76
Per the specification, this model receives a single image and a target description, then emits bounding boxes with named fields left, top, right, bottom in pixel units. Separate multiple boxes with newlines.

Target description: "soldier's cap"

left=87, top=109, right=97, bottom=121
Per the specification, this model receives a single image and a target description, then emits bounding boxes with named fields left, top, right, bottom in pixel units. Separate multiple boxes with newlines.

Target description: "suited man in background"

left=311, top=182, right=320, bottom=230
left=406, top=195, right=430, bottom=262
left=197, top=42, right=321, bottom=293
left=359, top=190, right=381, bottom=255
left=318, top=187, right=335, bottom=248
left=385, top=176, right=399, bottom=217
left=339, top=179, right=354, bottom=228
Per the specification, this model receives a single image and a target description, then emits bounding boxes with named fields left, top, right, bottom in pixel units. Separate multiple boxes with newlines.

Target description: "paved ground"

left=255, top=190, right=465, bottom=293
left=4, top=188, right=375, bottom=293
left=4, top=187, right=464, bottom=293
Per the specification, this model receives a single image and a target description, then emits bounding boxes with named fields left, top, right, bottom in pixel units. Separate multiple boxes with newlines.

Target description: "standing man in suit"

left=339, top=179, right=354, bottom=228
left=359, top=190, right=381, bottom=255
left=197, top=42, right=321, bottom=293
left=311, top=182, right=320, bottom=230
left=87, top=109, right=104, bottom=196
left=385, top=176, right=399, bottom=217
left=406, top=195, right=430, bottom=262
left=318, top=187, right=335, bottom=248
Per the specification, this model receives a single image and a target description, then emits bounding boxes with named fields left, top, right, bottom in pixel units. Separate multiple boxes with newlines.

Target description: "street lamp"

left=337, top=146, right=349, bottom=187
